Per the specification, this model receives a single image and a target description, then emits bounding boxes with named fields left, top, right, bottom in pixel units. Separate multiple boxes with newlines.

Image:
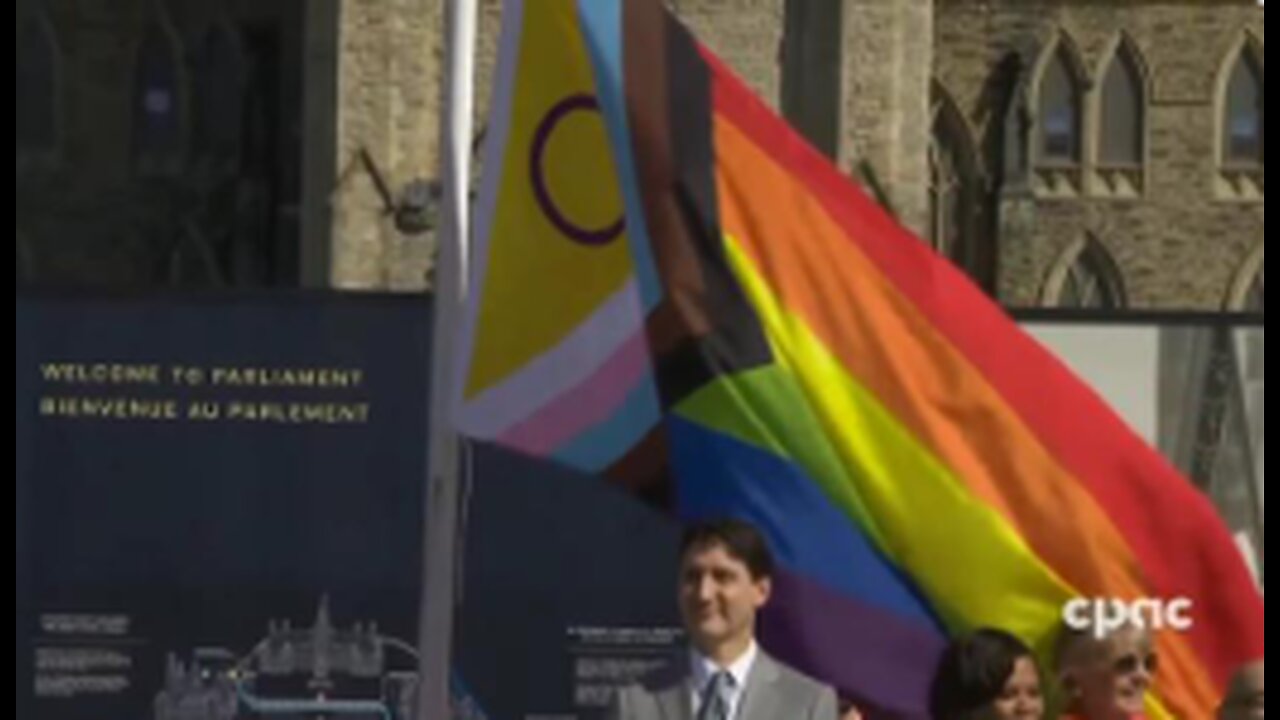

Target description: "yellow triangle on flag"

left=465, top=2, right=637, bottom=400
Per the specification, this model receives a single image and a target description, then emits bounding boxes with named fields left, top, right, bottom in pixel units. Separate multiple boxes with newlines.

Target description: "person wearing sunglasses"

left=1055, top=623, right=1156, bottom=720
left=929, top=628, right=1046, bottom=720
left=1218, top=660, right=1264, bottom=720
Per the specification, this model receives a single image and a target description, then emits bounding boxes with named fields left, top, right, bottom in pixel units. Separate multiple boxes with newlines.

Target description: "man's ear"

left=753, top=576, right=773, bottom=608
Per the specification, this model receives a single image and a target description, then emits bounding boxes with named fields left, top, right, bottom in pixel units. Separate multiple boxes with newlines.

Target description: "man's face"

left=678, top=541, right=771, bottom=653
left=1219, top=661, right=1264, bottom=720
left=1069, top=627, right=1155, bottom=719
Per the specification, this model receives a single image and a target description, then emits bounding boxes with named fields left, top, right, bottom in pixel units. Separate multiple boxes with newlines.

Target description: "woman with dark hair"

left=930, top=629, right=1045, bottom=720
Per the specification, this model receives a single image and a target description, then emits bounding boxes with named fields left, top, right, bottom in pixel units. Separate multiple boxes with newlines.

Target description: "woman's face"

left=977, top=656, right=1045, bottom=720
left=1072, top=627, right=1156, bottom=720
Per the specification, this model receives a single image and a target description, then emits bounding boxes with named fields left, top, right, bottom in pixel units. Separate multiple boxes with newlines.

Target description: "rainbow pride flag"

left=455, top=1, right=1264, bottom=716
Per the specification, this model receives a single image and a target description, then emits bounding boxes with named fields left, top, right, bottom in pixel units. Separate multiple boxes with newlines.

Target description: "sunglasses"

left=1113, top=652, right=1159, bottom=675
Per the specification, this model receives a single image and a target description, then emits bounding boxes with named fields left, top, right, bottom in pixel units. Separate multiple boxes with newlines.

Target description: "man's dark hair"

left=679, top=518, right=775, bottom=581
left=929, top=628, right=1038, bottom=719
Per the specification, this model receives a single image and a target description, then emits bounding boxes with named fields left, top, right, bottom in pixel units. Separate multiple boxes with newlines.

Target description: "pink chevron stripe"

left=497, top=328, right=651, bottom=454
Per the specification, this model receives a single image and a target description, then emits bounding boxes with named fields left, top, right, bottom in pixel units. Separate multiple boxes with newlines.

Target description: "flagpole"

left=418, top=0, right=477, bottom=718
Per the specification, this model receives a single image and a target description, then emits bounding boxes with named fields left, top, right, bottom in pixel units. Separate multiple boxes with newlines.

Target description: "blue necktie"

left=698, top=670, right=733, bottom=720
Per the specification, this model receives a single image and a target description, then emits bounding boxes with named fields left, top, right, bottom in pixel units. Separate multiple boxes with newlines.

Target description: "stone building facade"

left=933, top=0, right=1265, bottom=310
left=15, top=0, right=1265, bottom=312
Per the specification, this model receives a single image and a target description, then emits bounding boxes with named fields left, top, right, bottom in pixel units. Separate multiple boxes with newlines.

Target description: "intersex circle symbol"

left=530, top=94, right=625, bottom=246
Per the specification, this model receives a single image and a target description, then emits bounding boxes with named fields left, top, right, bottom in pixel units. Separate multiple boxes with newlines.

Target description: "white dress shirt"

left=688, top=641, right=759, bottom=719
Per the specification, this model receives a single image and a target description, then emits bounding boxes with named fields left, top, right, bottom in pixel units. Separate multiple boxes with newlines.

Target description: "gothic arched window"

left=1047, top=239, right=1127, bottom=310
left=1039, top=47, right=1084, bottom=166
left=1100, top=42, right=1146, bottom=168
left=1246, top=267, right=1264, bottom=313
left=928, top=95, right=978, bottom=268
left=191, top=25, right=247, bottom=169
left=132, top=22, right=185, bottom=170
left=1223, top=47, right=1265, bottom=168
left=928, top=137, right=961, bottom=260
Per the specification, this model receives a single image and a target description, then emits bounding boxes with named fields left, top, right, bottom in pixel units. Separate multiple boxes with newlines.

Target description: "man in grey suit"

left=608, top=518, right=839, bottom=720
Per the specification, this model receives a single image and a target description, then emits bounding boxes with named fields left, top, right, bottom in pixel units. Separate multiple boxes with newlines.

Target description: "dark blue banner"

left=16, top=294, right=432, bottom=720
left=457, top=446, right=682, bottom=720
left=15, top=293, right=682, bottom=720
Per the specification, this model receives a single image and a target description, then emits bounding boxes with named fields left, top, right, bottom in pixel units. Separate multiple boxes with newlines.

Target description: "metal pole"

left=417, top=0, right=477, bottom=717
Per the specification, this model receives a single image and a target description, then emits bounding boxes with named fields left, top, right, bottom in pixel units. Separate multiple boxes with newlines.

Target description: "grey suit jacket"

left=607, top=650, right=839, bottom=720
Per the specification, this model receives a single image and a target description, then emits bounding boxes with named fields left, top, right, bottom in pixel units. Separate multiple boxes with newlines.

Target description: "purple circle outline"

left=530, top=94, right=625, bottom=246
